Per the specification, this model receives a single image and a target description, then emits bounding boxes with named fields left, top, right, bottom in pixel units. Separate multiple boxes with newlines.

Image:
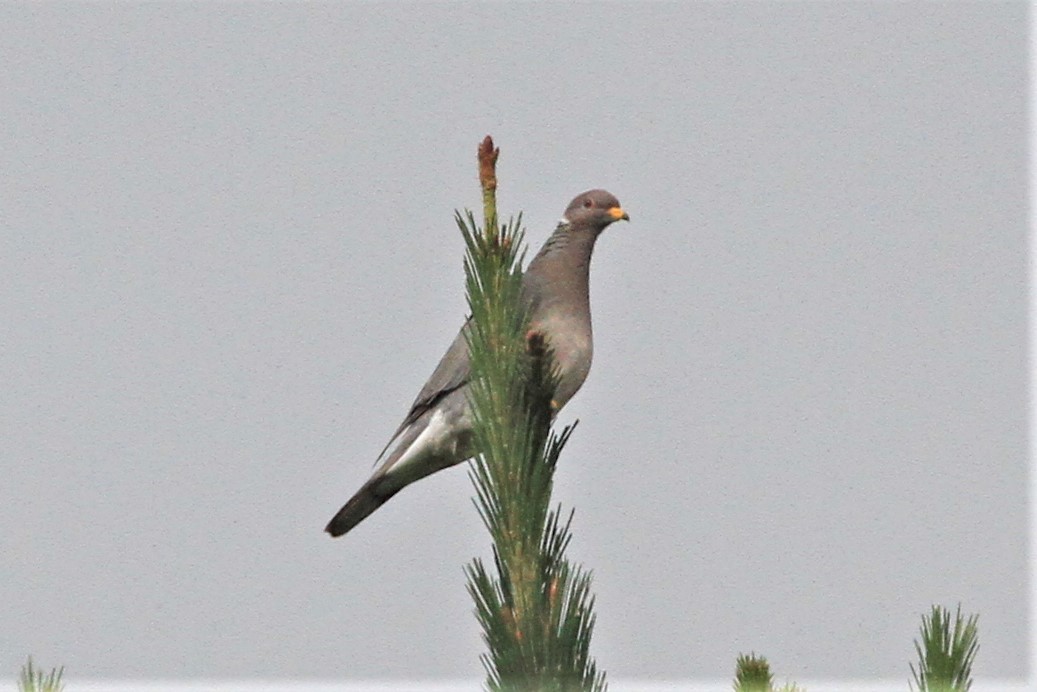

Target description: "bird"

left=325, top=189, right=629, bottom=537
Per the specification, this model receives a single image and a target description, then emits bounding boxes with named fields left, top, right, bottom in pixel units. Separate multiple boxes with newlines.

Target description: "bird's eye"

left=582, top=199, right=593, bottom=209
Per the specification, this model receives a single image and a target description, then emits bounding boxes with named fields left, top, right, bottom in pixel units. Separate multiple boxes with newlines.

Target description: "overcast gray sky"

left=0, top=1, right=1028, bottom=687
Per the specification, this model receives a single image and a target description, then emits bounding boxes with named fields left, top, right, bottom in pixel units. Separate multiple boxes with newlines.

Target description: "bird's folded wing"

left=377, top=318, right=472, bottom=458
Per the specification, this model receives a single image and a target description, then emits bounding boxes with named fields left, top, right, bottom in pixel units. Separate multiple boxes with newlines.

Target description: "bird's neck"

left=526, top=222, right=598, bottom=308
left=530, top=222, right=598, bottom=276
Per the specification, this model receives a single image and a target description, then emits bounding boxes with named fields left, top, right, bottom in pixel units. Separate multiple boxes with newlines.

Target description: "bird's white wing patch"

left=387, top=409, right=450, bottom=475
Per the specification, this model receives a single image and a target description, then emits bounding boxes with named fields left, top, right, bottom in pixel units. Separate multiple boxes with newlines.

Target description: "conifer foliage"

left=910, top=604, right=979, bottom=692
left=461, top=136, right=605, bottom=691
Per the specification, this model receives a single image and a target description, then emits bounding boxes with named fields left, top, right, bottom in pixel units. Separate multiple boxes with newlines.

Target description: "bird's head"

left=562, top=189, right=629, bottom=232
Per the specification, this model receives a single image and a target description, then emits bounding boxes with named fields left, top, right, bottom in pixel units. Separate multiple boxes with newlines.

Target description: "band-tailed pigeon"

left=325, top=189, right=628, bottom=537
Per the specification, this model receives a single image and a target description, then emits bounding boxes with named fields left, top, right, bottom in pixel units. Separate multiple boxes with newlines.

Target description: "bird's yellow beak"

left=608, top=206, right=630, bottom=221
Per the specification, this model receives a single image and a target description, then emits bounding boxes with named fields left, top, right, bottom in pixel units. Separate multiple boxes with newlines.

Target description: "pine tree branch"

left=910, top=604, right=979, bottom=692
left=462, top=136, right=605, bottom=691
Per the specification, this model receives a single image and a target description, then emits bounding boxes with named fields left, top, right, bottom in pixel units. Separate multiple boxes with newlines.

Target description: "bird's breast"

left=531, top=311, right=593, bottom=410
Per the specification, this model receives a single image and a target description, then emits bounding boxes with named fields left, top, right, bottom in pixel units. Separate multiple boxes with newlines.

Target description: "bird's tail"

left=324, top=475, right=402, bottom=538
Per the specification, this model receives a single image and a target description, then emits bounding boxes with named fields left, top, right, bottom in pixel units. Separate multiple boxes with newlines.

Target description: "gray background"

left=0, top=1, right=1028, bottom=684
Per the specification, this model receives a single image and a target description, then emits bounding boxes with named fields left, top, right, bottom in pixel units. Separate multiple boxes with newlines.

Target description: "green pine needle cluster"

left=459, top=204, right=604, bottom=692
left=733, top=653, right=801, bottom=692
left=734, top=653, right=774, bottom=691
left=910, top=604, right=979, bottom=692
left=19, top=658, right=64, bottom=692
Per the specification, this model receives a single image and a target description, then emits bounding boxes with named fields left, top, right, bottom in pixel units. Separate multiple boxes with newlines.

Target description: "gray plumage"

left=325, top=189, right=628, bottom=537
